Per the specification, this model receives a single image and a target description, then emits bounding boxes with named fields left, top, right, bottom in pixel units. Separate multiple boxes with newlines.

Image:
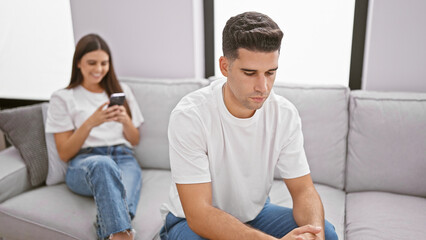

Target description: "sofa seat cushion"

left=346, top=191, right=426, bottom=240
left=0, top=184, right=94, bottom=240
left=269, top=180, right=345, bottom=240
left=0, top=169, right=171, bottom=240
left=134, top=169, right=171, bottom=239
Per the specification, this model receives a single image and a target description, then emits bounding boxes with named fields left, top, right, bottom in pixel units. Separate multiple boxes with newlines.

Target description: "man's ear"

left=219, top=56, right=229, bottom=77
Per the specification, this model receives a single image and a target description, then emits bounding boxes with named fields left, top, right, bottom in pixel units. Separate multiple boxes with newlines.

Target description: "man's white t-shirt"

left=161, top=79, right=310, bottom=222
left=45, top=83, right=144, bottom=148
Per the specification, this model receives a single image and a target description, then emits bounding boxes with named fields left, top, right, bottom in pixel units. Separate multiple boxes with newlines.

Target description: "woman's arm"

left=54, top=102, right=121, bottom=162
left=116, top=105, right=140, bottom=146
left=54, top=123, right=91, bottom=162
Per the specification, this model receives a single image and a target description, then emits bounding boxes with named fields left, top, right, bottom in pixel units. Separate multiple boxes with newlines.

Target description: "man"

left=160, top=12, right=338, bottom=240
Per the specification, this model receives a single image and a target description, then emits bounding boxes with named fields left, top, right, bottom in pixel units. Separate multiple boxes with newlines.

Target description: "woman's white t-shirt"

left=45, top=83, right=144, bottom=148
left=161, top=79, right=310, bottom=222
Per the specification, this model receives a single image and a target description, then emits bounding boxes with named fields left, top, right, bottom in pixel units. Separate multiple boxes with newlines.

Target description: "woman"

left=46, top=34, right=143, bottom=240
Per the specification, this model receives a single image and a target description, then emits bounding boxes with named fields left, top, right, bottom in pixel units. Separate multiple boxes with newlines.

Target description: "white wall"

left=362, top=0, right=426, bottom=92
left=70, top=0, right=204, bottom=79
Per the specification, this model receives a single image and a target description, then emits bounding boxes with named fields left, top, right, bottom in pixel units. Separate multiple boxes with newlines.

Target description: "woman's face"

left=78, top=50, right=110, bottom=88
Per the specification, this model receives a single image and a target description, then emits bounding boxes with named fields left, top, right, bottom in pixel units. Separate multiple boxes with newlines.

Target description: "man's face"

left=220, top=48, right=279, bottom=118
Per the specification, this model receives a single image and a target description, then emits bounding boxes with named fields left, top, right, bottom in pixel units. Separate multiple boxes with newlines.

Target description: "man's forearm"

left=292, top=187, right=325, bottom=238
left=187, top=205, right=276, bottom=240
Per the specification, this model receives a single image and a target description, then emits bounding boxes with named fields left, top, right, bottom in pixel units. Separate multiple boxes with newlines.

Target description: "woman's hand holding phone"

left=114, top=105, right=132, bottom=125
left=84, top=93, right=128, bottom=129
left=107, top=93, right=131, bottom=125
left=84, top=102, right=119, bottom=128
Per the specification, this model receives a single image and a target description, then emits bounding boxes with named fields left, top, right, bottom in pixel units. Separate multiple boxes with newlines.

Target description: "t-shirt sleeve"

left=168, top=109, right=210, bottom=184
left=276, top=109, right=310, bottom=179
left=121, top=83, right=144, bottom=128
left=45, top=90, right=75, bottom=133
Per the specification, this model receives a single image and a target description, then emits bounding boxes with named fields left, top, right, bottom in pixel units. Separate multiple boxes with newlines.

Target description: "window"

left=0, top=0, right=74, bottom=100
left=213, top=0, right=355, bottom=86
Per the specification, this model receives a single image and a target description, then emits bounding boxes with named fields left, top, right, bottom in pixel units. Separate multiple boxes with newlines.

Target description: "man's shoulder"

left=172, top=81, right=220, bottom=116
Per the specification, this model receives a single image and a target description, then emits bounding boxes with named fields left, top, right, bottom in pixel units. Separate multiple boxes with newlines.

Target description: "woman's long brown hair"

left=67, top=34, right=132, bottom=118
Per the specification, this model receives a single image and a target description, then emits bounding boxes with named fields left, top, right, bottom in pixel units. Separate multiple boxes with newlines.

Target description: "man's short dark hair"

left=222, top=11, right=283, bottom=60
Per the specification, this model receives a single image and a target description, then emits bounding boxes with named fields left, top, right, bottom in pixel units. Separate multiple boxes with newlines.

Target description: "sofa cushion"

left=346, top=91, right=426, bottom=196
left=0, top=147, right=33, bottom=203
left=120, top=78, right=210, bottom=170
left=273, top=83, right=349, bottom=189
left=0, top=169, right=171, bottom=240
left=41, top=103, right=68, bottom=185
left=269, top=181, right=345, bottom=240
left=346, top=191, right=426, bottom=240
left=0, top=184, right=94, bottom=240
left=133, top=169, right=171, bottom=239
left=0, top=104, right=48, bottom=186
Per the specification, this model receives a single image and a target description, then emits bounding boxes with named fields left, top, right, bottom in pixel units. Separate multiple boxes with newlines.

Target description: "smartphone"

left=108, top=93, right=125, bottom=107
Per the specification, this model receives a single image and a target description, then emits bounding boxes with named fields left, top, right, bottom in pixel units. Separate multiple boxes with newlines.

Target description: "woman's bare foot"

left=109, top=229, right=135, bottom=240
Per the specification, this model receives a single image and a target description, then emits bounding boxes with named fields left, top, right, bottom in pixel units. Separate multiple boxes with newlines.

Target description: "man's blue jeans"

left=65, top=145, right=142, bottom=239
left=160, top=198, right=338, bottom=240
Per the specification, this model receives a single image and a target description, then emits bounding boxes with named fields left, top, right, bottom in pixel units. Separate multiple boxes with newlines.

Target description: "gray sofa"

left=0, top=78, right=425, bottom=240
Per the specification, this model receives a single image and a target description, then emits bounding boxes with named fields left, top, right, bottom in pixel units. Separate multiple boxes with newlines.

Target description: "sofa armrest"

left=0, top=147, right=33, bottom=203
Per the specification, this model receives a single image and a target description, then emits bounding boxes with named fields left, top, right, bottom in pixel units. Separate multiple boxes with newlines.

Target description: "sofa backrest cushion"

left=121, top=78, right=210, bottom=170
left=346, top=91, right=426, bottom=197
left=273, top=83, right=349, bottom=189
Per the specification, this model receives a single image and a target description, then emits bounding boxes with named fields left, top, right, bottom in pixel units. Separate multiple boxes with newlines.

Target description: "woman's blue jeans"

left=65, top=145, right=142, bottom=239
left=160, top=198, right=338, bottom=240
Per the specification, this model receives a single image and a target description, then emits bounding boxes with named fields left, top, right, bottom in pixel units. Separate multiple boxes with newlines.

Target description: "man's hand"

left=280, top=225, right=322, bottom=240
